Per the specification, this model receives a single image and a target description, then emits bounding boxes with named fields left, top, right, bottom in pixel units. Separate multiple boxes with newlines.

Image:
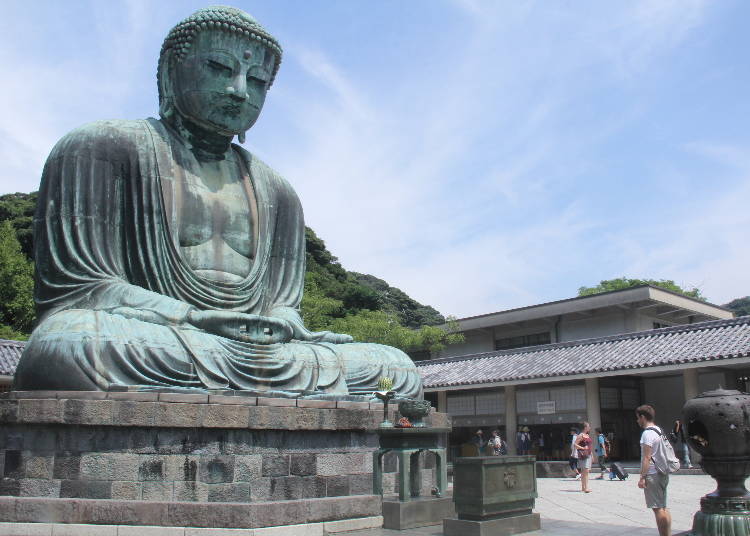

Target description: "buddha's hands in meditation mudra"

left=186, top=310, right=352, bottom=345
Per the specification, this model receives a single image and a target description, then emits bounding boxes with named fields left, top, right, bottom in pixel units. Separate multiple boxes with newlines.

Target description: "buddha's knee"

left=340, top=342, right=416, bottom=369
left=14, top=310, right=103, bottom=391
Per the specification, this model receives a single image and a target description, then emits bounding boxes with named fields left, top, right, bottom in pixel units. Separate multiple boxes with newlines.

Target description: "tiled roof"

left=0, top=339, right=24, bottom=376
left=418, top=316, right=750, bottom=389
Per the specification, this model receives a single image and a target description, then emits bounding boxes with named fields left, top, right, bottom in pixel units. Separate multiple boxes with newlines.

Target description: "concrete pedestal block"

left=382, top=496, right=455, bottom=529
left=443, top=513, right=541, bottom=536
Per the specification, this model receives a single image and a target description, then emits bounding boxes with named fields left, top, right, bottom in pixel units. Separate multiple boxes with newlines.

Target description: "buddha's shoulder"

left=233, top=145, right=298, bottom=196
left=49, top=119, right=152, bottom=159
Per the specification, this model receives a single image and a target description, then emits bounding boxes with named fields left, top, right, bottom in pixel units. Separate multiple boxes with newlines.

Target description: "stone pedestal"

left=0, top=390, right=450, bottom=530
left=444, top=512, right=541, bottom=536
left=373, top=427, right=449, bottom=502
left=382, top=496, right=455, bottom=530
left=444, top=455, right=540, bottom=536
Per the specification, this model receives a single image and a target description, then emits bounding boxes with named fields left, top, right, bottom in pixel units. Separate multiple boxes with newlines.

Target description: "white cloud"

left=609, top=142, right=750, bottom=305
left=0, top=1, right=157, bottom=194
left=255, top=2, right=718, bottom=317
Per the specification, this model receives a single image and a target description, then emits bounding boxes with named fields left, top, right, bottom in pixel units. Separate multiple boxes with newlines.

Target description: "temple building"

left=0, top=339, right=22, bottom=393
left=419, top=286, right=749, bottom=460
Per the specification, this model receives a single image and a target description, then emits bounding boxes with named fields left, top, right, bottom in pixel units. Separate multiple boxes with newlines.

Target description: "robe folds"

left=13, top=118, right=422, bottom=398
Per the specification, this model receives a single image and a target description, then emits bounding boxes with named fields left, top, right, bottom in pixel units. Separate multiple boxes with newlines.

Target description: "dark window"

left=495, top=331, right=551, bottom=351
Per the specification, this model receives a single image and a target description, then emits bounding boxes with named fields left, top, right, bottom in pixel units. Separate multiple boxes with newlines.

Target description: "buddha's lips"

left=215, top=101, right=260, bottom=117
left=220, top=103, right=242, bottom=115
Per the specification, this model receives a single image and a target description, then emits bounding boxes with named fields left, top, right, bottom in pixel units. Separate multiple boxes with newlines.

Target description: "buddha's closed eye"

left=207, top=60, right=232, bottom=76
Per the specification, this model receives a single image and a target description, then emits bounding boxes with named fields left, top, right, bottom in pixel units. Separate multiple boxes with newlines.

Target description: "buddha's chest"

left=173, top=157, right=258, bottom=280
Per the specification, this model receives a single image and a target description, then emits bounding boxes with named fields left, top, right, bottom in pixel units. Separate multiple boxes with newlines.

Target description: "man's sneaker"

left=575, top=474, right=581, bottom=480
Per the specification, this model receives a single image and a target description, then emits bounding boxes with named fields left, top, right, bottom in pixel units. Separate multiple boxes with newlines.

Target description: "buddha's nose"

left=226, top=77, right=248, bottom=101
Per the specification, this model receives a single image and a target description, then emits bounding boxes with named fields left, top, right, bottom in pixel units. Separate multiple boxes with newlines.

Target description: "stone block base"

left=0, top=495, right=380, bottom=529
left=0, top=392, right=449, bottom=504
left=382, top=496, right=455, bottom=529
left=443, top=513, right=541, bottom=536
left=0, top=516, right=383, bottom=535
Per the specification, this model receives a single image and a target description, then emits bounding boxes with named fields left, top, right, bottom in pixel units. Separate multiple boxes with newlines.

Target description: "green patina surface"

left=13, top=6, right=422, bottom=399
left=453, top=456, right=538, bottom=521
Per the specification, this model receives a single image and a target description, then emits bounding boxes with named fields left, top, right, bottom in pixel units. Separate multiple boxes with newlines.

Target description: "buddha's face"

left=172, top=30, right=275, bottom=136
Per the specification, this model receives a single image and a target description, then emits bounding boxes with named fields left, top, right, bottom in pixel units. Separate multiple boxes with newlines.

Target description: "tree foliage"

left=0, top=220, right=34, bottom=339
left=724, top=296, right=750, bottom=317
left=578, top=277, right=706, bottom=301
left=350, top=272, right=444, bottom=328
left=302, top=228, right=462, bottom=353
left=0, top=192, right=36, bottom=259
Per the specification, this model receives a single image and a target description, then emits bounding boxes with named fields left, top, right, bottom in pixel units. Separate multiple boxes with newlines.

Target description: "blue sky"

left=1, top=1, right=749, bottom=318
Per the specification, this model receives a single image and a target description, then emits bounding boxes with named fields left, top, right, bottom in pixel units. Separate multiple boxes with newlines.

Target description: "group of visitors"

left=471, top=426, right=538, bottom=456
left=568, top=425, right=610, bottom=487
left=471, top=429, right=507, bottom=456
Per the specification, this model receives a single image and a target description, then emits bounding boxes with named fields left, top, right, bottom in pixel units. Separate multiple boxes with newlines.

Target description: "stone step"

left=0, top=516, right=383, bottom=536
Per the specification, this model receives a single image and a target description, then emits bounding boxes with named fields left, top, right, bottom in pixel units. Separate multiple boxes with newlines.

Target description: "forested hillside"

left=0, top=192, right=460, bottom=353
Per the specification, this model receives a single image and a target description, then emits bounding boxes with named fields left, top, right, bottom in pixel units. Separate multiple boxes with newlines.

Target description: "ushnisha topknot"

left=159, top=6, right=282, bottom=87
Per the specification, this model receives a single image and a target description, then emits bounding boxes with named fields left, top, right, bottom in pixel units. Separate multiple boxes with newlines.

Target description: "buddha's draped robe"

left=13, top=119, right=422, bottom=398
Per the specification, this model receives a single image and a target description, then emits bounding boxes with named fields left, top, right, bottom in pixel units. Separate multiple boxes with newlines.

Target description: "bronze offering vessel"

left=683, top=388, right=750, bottom=535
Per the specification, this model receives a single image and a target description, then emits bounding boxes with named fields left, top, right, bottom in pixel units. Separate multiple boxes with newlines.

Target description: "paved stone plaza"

left=352, top=474, right=722, bottom=536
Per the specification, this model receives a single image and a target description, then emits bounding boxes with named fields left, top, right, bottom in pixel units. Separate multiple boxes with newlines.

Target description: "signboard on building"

left=537, top=401, right=556, bottom=415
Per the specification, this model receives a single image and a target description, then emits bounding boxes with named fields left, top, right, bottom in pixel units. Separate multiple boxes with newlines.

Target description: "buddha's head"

left=157, top=6, right=282, bottom=142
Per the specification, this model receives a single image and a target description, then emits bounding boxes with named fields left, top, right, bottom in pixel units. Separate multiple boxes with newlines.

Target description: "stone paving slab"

left=349, top=474, right=727, bottom=536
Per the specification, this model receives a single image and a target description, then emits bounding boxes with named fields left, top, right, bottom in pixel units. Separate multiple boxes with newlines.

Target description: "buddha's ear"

left=157, top=53, right=176, bottom=120
left=238, top=131, right=246, bottom=144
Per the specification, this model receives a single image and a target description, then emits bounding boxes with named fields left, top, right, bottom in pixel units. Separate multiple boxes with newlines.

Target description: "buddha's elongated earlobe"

left=157, top=53, right=177, bottom=121
left=238, top=132, right=246, bottom=144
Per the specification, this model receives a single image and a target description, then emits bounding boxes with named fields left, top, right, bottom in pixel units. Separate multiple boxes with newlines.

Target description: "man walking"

left=636, top=405, right=671, bottom=536
left=595, top=428, right=608, bottom=479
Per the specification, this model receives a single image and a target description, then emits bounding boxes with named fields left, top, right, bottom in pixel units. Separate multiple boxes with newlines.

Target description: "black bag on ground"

left=610, top=462, right=628, bottom=480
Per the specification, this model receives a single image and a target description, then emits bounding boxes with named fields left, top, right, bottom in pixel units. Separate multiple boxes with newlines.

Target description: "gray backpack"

left=646, top=427, right=681, bottom=474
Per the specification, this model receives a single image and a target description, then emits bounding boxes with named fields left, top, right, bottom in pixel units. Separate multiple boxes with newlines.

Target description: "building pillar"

left=585, top=377, right=601, bottom=432
left=437, top=391, right=447, bottom=413
left=683, top=368, right=700, bottom=401
left=505, top=385, right=517, bottom=455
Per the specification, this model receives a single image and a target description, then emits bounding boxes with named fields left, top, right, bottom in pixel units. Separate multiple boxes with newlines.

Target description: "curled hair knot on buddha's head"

left=157, top=5, right=283, bottom=117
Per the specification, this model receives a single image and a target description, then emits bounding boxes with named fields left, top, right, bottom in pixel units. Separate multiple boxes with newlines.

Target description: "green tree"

left=578, top=277, right=706, bottom=301
left=327, top=310, right=463, bottom=353
left=724, top=296, right=750, bottom=317
left=0, top=220, right=35, bottom=338
left=0, top=192, right=37, bottom=260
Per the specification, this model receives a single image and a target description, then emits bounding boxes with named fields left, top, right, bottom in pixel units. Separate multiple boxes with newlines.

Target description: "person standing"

left=574, top=421, right=593, bottom=493
left=637, top=405, right=672, bottom=536
left=521, top=427, right=532, bottom=455
left=490, top=430, right=505, bottom=455
left=537, top=431, right=546, bottom=460
left=595, top=428, right=608, bottom=479
left=672, top=420, right=692, bottom=468
left=568, top=428, right=581, bottom=480
left=472, top=429, right=487, bottom=455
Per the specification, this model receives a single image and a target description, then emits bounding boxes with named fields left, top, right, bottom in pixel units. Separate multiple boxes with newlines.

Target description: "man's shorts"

left=644, top=472, right=669, bottom=508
